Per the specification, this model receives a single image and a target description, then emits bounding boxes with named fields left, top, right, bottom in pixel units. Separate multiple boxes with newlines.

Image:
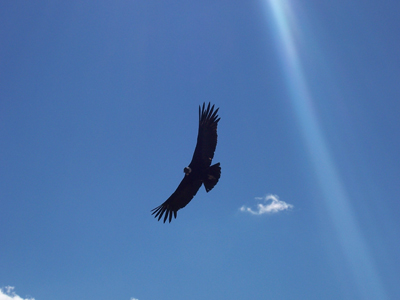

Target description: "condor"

left=151, top=103, right=221, bottom=223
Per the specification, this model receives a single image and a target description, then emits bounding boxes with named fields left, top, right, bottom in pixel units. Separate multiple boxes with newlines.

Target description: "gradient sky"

left=1, top=1, right=400, bottom=300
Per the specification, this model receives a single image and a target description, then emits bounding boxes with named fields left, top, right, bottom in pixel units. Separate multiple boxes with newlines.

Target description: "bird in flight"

left=151, top=102, right=221, bottom=223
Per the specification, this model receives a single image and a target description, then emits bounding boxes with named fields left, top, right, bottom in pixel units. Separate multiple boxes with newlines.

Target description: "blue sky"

left=1, top=1, right=400, bottom=299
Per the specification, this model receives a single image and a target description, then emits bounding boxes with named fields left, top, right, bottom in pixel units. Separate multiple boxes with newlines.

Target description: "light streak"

left=263, top=0, right=387, bottom=298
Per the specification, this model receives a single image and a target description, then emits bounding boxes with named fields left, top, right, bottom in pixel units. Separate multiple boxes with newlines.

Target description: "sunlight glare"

left=263, top=0, right=387, bottom=298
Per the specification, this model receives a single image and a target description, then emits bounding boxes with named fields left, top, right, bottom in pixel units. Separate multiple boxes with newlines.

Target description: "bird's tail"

left=204, top=163, right=221, bottom=192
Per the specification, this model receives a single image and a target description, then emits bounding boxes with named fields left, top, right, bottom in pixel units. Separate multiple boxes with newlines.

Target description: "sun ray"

left=262, top=0, right=387, bottom=298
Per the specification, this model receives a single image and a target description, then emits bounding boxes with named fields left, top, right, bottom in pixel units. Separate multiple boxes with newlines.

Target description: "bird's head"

left=183, top=166, right=192, bottom=175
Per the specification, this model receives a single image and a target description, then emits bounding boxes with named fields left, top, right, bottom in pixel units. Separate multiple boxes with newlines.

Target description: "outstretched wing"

left=189, top=102, right=220, bottom=170
left=151, top=177, right=202, bottom=223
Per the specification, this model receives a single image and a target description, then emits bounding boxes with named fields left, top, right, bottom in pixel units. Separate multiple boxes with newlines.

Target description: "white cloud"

left=240, top=194, right=293, bottom=215
left=0, top=287, right=34, bottom=300
left=130, top=298, right=139, bottom=300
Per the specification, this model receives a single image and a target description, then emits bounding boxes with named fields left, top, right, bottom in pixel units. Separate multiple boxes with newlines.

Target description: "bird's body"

left=151, top=103, right=221, bottom=223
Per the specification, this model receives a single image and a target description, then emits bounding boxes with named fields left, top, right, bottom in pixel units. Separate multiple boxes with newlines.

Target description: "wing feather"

left=189, top=102, right=220, bottom=169
left=151, top=176, right=202, bottom=223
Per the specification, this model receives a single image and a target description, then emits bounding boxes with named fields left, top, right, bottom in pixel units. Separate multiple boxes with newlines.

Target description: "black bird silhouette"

left=151, top=103, right=221, bottom=223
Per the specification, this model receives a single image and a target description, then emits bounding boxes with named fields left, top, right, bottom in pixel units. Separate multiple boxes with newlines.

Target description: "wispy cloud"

left=240, top=194, right=293, bottom=215
left=0, top=287, right=34, bottom=300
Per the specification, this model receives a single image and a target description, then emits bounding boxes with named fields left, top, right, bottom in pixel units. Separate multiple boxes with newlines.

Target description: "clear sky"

left=1, top=1, right=400, bottom=300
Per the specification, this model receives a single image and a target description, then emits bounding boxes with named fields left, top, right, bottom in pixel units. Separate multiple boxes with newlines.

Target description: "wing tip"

left=200, top=102, right=220, bottom=124
left=151, top=204, right=178, bottom=223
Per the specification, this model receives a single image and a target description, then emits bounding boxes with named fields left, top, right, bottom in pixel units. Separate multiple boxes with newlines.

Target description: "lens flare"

left=263, top=0, right=387, bottom=298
